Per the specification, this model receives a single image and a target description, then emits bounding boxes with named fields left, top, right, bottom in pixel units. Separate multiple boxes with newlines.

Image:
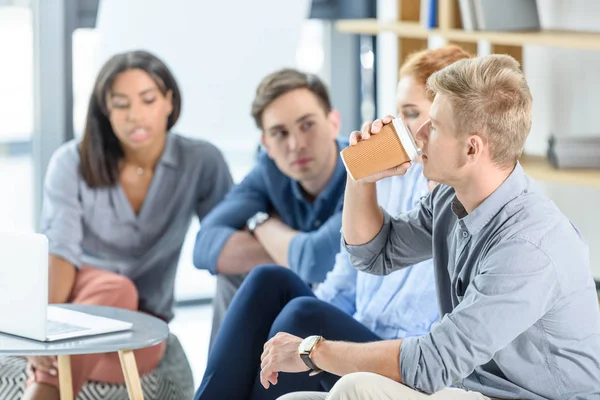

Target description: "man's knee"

left=270, top=297, right=324, bottom=335
left=238, top=264, right=297, bottom=294
left=329, top=372, right=412, bottom=400
left=248, top=264, right=296, bottom=284
left=327, top=372, right=381, bottom=399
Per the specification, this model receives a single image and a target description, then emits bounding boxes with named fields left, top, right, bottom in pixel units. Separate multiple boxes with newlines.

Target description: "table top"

left=0, top=304, right=169, bottom=356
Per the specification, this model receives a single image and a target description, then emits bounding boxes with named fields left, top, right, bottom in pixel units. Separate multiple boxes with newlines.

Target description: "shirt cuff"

left=342, top=208, right=391, bottom=261
left=194, top=226, right=237, bottom=275
left=400, top=336, right=419, bottom=389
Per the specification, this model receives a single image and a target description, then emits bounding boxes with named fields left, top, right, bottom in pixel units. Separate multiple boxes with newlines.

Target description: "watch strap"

left=299, top=336, right=324, bottom=375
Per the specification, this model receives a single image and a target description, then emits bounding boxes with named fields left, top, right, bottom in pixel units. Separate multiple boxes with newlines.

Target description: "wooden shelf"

left=336, top=20, right=600, bottom=51
left=337, top=9, right=600, bottom=189
left=520, top=156, right=600, bottom=188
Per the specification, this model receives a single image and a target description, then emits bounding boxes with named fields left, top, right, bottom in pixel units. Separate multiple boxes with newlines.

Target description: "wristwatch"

left=298, top=335, right=324, bottom=376
left=247, top=211, right=269, bottom=234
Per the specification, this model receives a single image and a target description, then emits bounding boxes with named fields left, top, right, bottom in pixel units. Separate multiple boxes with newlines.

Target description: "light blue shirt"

left=316, top=162, right=438, bottom=340
left=346, top=163, right=600, bottom=398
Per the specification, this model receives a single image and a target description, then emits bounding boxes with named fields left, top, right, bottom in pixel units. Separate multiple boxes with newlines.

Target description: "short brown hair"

left=251, top=69, right=332, bottom=130
left=427, top=54, right=532, bottom=167
left=399, top=46, right=473, bottom=101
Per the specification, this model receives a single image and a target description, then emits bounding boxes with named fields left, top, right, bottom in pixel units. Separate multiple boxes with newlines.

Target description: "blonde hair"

left=399, top=46, right=473, bottom=101
left=427, top=54, right=532, bottom=167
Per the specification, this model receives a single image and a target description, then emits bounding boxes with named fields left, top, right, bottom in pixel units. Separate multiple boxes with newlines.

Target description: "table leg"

left=118, top=349, right=144, bottom=400
left=56, top=355, right=73, bottom=400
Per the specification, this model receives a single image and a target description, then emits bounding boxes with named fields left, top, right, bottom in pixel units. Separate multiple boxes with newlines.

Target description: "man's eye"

left=301, top=121, right=315, bottom=131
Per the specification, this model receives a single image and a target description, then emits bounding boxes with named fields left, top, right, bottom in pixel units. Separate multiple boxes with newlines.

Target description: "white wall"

left=525, top=0, right=600, bottom=155
left=95, top=0, right=310, bottom=181
left=524, top=0, right=600, bottom=279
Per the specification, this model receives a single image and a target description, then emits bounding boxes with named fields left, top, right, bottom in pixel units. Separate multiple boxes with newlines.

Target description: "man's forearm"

left=254, top=218, right=299, bottom=267
left=311, top=339, right=402, bottom=382
left=216, top=232, right=275, bottom=274
left=342, top=177, right=383, bottom=246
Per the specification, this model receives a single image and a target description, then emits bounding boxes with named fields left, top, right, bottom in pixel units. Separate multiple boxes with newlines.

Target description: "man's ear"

left=467, top=134, right=484, bottom=161
left=328, top=109, right=341, bottom=137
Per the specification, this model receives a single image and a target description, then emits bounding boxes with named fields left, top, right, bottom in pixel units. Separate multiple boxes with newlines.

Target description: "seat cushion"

left=0, top=333, right=194, bottom=400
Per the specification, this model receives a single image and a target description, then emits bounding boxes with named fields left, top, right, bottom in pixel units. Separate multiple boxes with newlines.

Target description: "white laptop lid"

left=0, top=232, right=48, bottom=341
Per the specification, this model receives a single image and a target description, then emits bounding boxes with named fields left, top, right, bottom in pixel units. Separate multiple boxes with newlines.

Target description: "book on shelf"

left=420, top=0, right=437, bottom=29
left=547, top=135, right=600, bottom=170
left=458, top=0, right=540, bottom=32
left=458, top=0, right=477, bottom=31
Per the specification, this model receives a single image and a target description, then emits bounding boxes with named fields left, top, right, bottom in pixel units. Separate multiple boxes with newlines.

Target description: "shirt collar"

left=452, top=162, right=528, bottom=234
left=291, top=138, right=346, bottom=203
left=158, top=133, right=179, bottom=168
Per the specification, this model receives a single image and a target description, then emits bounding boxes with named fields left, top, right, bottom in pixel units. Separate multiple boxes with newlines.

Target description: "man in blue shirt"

left=193, top=69, right=348, bottom=346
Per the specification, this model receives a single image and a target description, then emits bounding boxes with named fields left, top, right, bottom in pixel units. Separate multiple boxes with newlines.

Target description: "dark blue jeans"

left=194, top=265, right=381, bottom=400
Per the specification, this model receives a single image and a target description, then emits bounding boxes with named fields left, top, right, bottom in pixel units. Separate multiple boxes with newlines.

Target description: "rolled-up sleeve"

left=400, top=240, right=559, bottom=393
left=288, top=210, right=342, bottom=283
left=344, top=194, right=434, bottom=276
left=193, top=164, right=270, bottom=274
left=39, top=144, right=83, bottom=268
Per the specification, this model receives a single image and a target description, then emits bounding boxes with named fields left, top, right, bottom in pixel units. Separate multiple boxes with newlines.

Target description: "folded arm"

left=253, top=217, right=298, bottom=268
left=193, top=165, right=275, bottom=275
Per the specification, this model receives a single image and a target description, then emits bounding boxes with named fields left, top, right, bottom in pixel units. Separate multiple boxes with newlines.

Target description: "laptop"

left=0, top=232, right=132, bottom=342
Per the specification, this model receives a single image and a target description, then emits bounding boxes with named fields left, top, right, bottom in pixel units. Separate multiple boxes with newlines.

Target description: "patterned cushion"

left=0, top=333, right=194, bottom=400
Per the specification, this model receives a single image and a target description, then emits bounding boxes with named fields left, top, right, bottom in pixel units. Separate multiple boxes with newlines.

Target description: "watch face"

left=299, top=335, right=320, bottom=353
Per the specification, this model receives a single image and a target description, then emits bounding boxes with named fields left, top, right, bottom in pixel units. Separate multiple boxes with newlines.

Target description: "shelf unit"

left=337, top=20, right=600, bottom=51
left=335, top=0, right=600, bottom=188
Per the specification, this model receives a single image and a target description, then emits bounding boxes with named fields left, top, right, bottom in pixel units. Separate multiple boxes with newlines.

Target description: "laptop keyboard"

left=46, top=319, right=88, bottom=336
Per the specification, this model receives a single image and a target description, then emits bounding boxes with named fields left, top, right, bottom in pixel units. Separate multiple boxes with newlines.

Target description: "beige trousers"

left=278, top=372, right=493, bottom=400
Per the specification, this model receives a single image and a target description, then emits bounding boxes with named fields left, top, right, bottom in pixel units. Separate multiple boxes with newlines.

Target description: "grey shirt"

left=345, top=163, right=600, bottom=399
left=40, top=134, right=233, bottom=321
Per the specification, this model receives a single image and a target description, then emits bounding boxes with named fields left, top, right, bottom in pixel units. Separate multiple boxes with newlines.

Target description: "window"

left=0, top=4, right=34, bottom=232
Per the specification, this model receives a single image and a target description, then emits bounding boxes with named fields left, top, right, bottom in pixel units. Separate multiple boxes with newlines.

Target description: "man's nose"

left=415, top=120, right=430, bottom=142
left=288, top=131, right=307, bottom=152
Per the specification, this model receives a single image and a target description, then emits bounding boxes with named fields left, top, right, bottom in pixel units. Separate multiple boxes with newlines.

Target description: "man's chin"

left=422, top=168, right=440, bottom=184
left=290, top=169, right=318, bottom=183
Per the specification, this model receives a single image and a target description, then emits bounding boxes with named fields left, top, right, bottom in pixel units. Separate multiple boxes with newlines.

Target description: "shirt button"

left=314, top=219, right=322, bottom=227
left=462, top=231, right=469, bottom=238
